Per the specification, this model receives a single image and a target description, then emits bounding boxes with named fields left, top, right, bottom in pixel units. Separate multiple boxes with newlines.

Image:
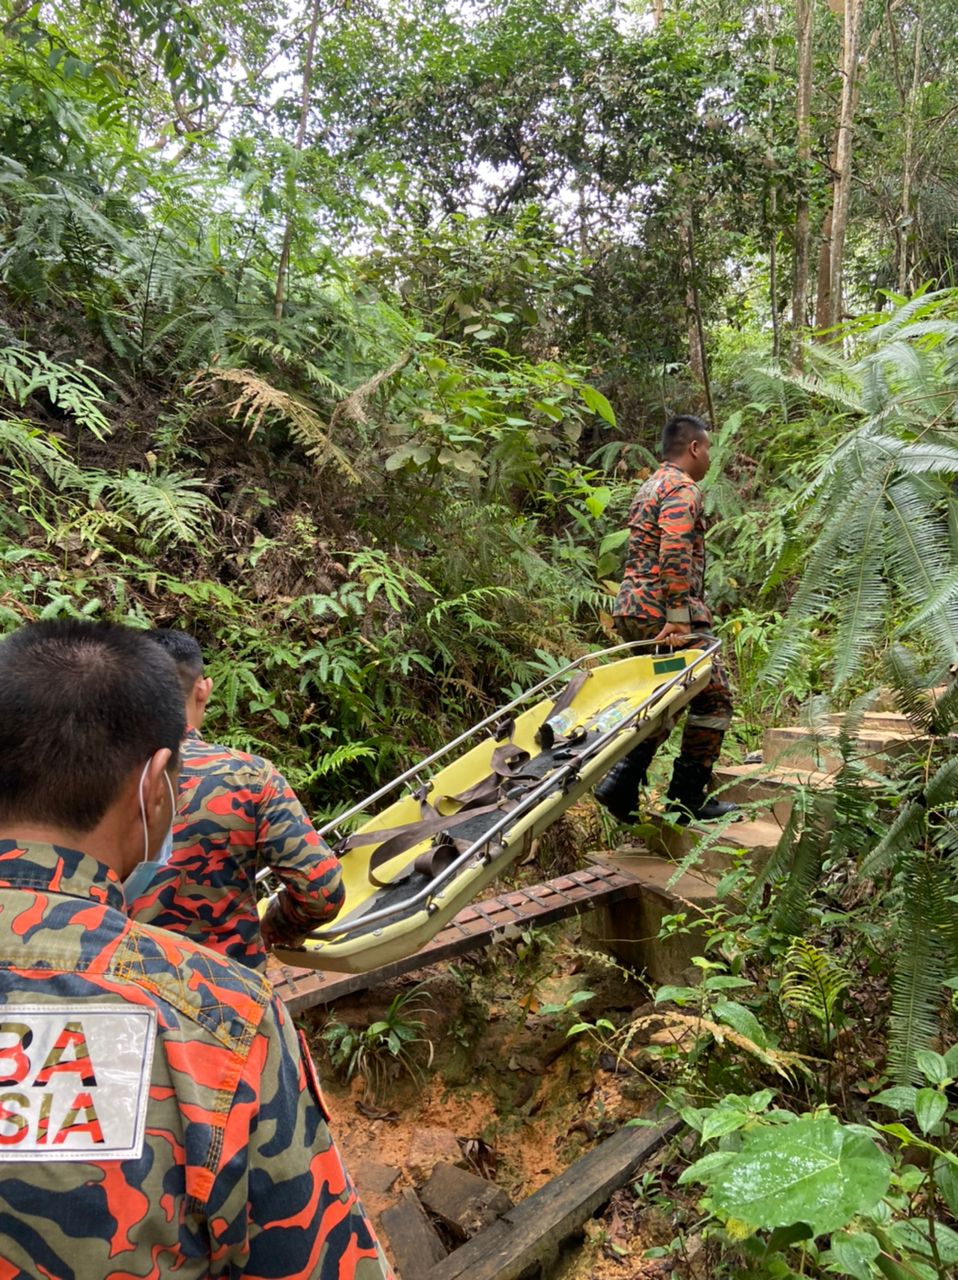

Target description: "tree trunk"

left=684, top=213, right=716, bottom=426
left=273, top=0, right=322, bottom=321
left=898, top=7, right=923, bottom=293
left=826, top=0, right=865, bottom=331
left=769, top=184, right=781, bottom=363
left=791, top=0, right=814, bottom=365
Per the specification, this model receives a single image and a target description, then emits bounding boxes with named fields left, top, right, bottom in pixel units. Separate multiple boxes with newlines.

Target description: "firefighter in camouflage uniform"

left=126, top=629, right=345, bottom=971
left=0, top=620, right=392, bottom=1280
left=594, top=414, right=738, bottom=824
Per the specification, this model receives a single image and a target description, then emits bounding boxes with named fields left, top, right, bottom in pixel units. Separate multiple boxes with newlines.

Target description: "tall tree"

left=791, top=0, right=815, bottom=363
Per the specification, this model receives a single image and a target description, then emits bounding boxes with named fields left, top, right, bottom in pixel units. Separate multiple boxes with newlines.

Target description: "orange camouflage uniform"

left=613, top=461, right=732, bottom=767
left=0, top=839, right=392, bottom=1280
left=127, top=729, right=344, bottom=970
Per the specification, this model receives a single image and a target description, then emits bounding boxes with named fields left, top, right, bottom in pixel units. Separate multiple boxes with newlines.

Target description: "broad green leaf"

left=935, top=1159, right=958, bottom=1215
left=580, top=384, right=616, bottom=426
left=703, top=974, right=755, bottom=991
left=655, top=985, right=698, bottom=1006
left=915, top=1049, right=950, bottom=1085
left=914, top=1087, right=947, bottom=1134
left=705, top=1114, right=891, bottom=1236
left=887, top=1218, right=958, bottom=1264
left=712, top=999, right=770, bottom=1049
left=870, top=1087, right=917, bottom=1115
left=700, top=1109, right=751, bottom=1142
left=828, top=1229, right=880, bottom=1280
left=678, top=1149, right=737, bottom=1185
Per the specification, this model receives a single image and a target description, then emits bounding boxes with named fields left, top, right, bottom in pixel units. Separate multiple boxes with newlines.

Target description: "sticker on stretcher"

left=0, top=1005, right=156, bottom=1160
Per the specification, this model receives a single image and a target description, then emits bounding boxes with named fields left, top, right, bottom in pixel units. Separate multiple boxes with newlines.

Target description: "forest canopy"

left=1, top=0, right=957, bottom=797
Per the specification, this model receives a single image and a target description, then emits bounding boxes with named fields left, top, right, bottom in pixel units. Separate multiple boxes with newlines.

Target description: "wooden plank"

left=380, top=1189, right=447, bottom=1278
left=424, top=1115, right=681, bottom=1280
left=268, top=863, right=643, bottom=1013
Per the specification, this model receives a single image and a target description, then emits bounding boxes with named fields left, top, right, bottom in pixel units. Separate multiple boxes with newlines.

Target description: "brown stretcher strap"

left=333, top=672, right=592, bottom=888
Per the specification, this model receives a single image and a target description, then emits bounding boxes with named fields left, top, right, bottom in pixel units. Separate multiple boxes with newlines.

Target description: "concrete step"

left=824, top=710, right=915, bottom=733
left=712, top=762, right=831, bottom=825
left=762, top=724, right=917, bottom=774
left=583, top=851, right=721, bottom=985
left=639, top=815, right=783, bottom=874
left=871, top=685, right=947, bottom=712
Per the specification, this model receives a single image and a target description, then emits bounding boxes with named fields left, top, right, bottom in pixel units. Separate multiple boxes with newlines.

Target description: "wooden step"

left=762, top=725, right=917, bottom=774
left=267, top=863, right=644, bottom=1013
left=712, top=762, right=831, bottom=824
left=425, top=1114, right=681, bottom=1280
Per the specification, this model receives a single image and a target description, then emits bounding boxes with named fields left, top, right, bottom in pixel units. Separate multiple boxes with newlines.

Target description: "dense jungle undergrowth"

left=5, top=1, right=958, bottom=1275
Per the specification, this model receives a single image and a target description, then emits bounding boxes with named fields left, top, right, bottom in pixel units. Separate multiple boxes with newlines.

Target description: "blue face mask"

left=123, top=761, right=176, bottom=903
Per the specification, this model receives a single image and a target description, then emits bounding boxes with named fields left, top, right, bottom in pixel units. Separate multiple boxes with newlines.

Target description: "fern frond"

left=888, top=858, right=950, bottom=1084
left=859, top=799, right=927, bottom=879
left=97, top=470, right=216, bottom=546
left=236, top=335, right=349, bottom=397
left=631, top=1011, right=805, bottom=1081
left=0, top=418, right=81, bottom=488
left=770, top=801, right=833, bottom=935
left=881, top=644, right=940, bottom=731
left=190, top=367, right=360, bottom=484
left=0, top=346, right=113, bottom=439
left=780, top=939, right=851, bottom=1027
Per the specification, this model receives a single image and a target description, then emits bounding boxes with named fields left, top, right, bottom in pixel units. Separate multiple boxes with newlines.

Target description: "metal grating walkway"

left=267, top=861, right=641, bottom=1014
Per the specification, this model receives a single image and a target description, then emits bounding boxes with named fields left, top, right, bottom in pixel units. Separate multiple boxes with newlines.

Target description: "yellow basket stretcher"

left=267, top=639, right=716, bottom=974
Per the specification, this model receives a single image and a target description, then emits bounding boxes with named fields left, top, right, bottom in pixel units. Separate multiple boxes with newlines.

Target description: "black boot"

left=593, top=740, right=657, bottom=823
left=665, top=756, right=740, bottom=825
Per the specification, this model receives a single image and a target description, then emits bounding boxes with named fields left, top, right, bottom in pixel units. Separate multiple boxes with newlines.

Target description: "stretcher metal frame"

left=262, top=637, right=718, bottom=943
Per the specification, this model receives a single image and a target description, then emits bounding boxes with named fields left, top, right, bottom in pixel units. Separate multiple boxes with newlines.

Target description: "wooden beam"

left=423, top=1115, right=681, bottom=1280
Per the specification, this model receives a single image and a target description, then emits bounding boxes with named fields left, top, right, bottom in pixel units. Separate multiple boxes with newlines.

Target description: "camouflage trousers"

left=613, top=615, right=734, bottom=771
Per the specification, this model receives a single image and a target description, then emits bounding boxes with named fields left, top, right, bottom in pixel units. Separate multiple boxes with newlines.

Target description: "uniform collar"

left=0, top=839, right=126, bottom=911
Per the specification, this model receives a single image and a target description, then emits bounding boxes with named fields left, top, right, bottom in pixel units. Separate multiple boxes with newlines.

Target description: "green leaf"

left=887, top=1218, right=958, bottom=1264
left=703, top=975, right=755, bottom=991
left=705, top=1114, right=891, bottom=1236
left=915, top=1049, right=950, bottom=1085
left=871, top=1122, right=958, bottom=1166
left=678, top=1149, right=737, bottom=1185
left=829, top=1229, right=881, bottom=1280
left=655, top=985, right=698, bottom=1006
left=700, top=1109, right=751, bottom=1142
left=936, top=1159, right=958, bottom=1215
left=580, top=384, right=616, bottom=426
left=712, top=1000, right=770, bottom=1049
left=914, top=1087, right=947, bottom=1134
left=870, top=1087, right=918, bottom=1116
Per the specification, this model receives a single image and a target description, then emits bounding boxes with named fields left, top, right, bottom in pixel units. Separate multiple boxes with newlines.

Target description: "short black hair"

left=662, top=414, right=710, bottom=459
left=148, top=628, right=204, bottom=698
left=0, top=620, right=185, bottom=833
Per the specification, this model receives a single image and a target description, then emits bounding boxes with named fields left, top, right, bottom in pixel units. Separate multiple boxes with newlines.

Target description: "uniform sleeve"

left=658, top=482, right=702, bottom=624
left=255, top=766, right=345, bottom=948
left=207, top=999, right=392, bottom=1280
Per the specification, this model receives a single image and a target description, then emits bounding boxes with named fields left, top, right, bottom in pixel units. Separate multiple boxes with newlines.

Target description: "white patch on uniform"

left=0, top=1005, right=156, bottom=1161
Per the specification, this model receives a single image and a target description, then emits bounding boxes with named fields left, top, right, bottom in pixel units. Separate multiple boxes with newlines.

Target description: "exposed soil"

left=302, top=897, right=698, bottom=1278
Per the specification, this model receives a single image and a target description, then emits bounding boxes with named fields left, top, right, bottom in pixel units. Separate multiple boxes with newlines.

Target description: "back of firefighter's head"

left=147, top=628, right=212, bottom=730
left=0, top=620, right=183, bottom=865
left=662, top=414, right=711, bottom=483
